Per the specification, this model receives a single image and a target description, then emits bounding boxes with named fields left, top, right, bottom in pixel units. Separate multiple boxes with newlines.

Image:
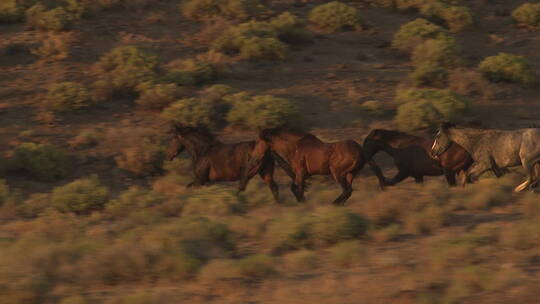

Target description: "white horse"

left=431, top=123, right=540, bottom=192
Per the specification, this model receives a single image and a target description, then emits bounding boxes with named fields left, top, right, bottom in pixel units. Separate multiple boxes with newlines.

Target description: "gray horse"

left=431, top=122, right=540, bottom=192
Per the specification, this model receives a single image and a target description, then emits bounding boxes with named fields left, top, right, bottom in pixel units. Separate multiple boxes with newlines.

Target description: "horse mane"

left=173, top=124, right=219, bottom=150
left=259, top=127, right=306, bottom=141
left=367, top=129, right=423, bottom=142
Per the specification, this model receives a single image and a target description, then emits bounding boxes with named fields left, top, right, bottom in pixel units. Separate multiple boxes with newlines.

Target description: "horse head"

left=431, top=122, right=455, bottom=157
left=166, top=123, right=216, bottom=160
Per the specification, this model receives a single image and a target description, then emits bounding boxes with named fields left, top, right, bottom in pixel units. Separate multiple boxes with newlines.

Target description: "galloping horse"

left=250, top=128, right=387, bottom=205
left=363, top=129, right=473, bottom=186
left=431, top=122, right=540, bottom=192
left=167, top=124, right=279, bottom=201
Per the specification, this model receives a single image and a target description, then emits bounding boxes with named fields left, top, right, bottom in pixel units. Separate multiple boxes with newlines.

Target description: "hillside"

left=1, top=0, right=540, bottom=303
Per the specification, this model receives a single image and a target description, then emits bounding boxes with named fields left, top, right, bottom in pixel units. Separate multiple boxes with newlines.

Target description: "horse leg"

left=259, top=161, right=280, bottom=203
left=332, top=171, right=353, bottom=206
left=293, top=169, right=306, bottom=202
left=191, top=162, right=210, bottom=187
left=444, top=169, right=457, bottom=187
left=388, top=170, right=409, bottom=186
left=414, top=176, right=424, bottom=184
left=515, top=158, right=539, bottom=192
left=367, top=159, right=387, bottom=189
left=458, top=170, right=469, bottom=187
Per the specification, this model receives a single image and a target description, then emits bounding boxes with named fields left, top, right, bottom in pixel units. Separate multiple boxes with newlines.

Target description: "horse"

left=166, top=124, right=279, bottom=201
left=431, top=122, right=540, bottom=192
left=363, top=129, right=474, bottom=186
left=250, top=128, right=388, bottom=205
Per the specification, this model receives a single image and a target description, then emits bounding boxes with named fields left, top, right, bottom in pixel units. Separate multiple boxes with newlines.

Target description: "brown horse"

left=363, top=129, right=475, bottom=186
left=250, top=128, right=387, bottom=205
left=166, top=124, right=279, bottom=201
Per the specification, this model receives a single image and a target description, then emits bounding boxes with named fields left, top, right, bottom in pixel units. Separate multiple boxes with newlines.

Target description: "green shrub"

left=403, top=205, right=446, bottom=234
left=25, top=3, right=77, bottom=31
left=392, top=18, right=448, bottom=52
left=236, top=254, right=275, bottom=279
left=327, top=240, right=365, bottom=267
left=31, top=33, right=70, bottom=61
left=115, top=138, right=165, bottom=176
left=478, top=53, right=535, bottom=85
left=93, top=46, right=158, bottom=99
left=512, top=3, right=540, bottom=28
left=52, top=175, right=109, bottom=214
left=0, top=0, right=24, bottom=23
left=410, top=62, right=448, bottom=87
left=183, top=185, right=246, bottom=216
left=270, top=12, right=312, bottom=44
left=226, top=94, right=299, bottom=129
left=181, top=0, right=265, bottom=21
left=308, top=2, right=363, bottom=32
left=440, top=5, right=473, bottom=32
left=311, top=208, right=369, bottom=246
left=239, top=37, right=287, bottom=61
left=69, top=128, right=103, bottom=149
left=411, top=37, right=460, bottom=68
left=46, top=82, right=91, bottom=112
left=282, top=249, right=319, bottom=273
left=198, top=259, right=241, bottom=283
left=135, top=83, right=182, bottom=109
left=360, top=100, right=386, bottom=116
left=265, top=212, right=312, bottom=252
left=163, top=59, right=217, bottom=85
left=395, top=88, right=470, bottom=131
left=11, top=143, right=69, bottom=181
left=162, top=98, right=219, bottom=128
left=105, top=186, right=164, bottom=218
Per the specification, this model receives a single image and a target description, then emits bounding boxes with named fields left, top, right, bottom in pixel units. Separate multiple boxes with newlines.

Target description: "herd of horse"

left=166, top=122, right=540, bottom=205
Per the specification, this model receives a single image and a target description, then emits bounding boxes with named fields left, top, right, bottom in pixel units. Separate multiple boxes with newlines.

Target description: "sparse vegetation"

left=45, top=82, right=91, bottom=112
left=308, top=2, right=363, bottom=32
left=226, top=94, right=300, bottom=129
left=115, top=137, right=165, bottom=176
left=52, top=175, right=109, bottom=214
left=512, top=3, right=540, bottom=29
left=25, top=3, right=78, bottom=31
left=478, top=53, right=535, bottom=85
left=162, top=98, right=220, bottom=128
left=181, top=0, right=266, bottom=21
left=136, top=83, right=183, bottom=109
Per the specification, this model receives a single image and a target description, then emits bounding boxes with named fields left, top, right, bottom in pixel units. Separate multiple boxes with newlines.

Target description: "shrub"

left=282, top=249, right=319, bottom=273
left=162, top=98, right=219, bottom=128
left=198, top=259, right=241, bottom=283
left=327, top=240, right=365, bottom=267
left=105, top=186, right=164, bottom=218
left=45, top=82, right=91, bottom=113
left=440, top=5, right=473, bottom=32
left=181, top=0, right=265, bottom=21
left=370, top=224, right=401, bottom=242
left=410, top=62, right=448, bottom=87
left=265, top=212, right=312, bottom=253
left=25, top=4, right=77, bottom=31
left=11, top=143, right=69, bottom=181
left=115, top=138, right=165, bottom=176
left=93, top=46, right=158, bottom=99
left=360, top=100, right=386, bottom=116
left=395, top=88, right=471, bottom=131
left=135, top=83, right=182, bottom=109
left=226, top=94, right=299, bottom=129
left=308, top=2, right=363, bottom=32
left=311, top=208, right=369, bottom=247
left=478, top=53, right=535, bottom=85
left=212, top=21, right=288, bottom=61
left=52, top=175, right=109, bottom=214
left=183, top=185, right=246, bottom=216
left=392, top=18, right=448, bottom=52
left=411, top=37, right=460, bottom=68
left=69, top=128, right=103, bottom=149
left=270, top=12, right=312, bottom=44
left=0, top=0, right=24, bottom=23
left=512, top=3, right=540, bottom=28
left=403, top=205, right=446, bottom=234
left=236, top=254, right=275, bottom=279
left=31, top=33, right=70, bottom=61
left=163, top=59, right=217, bottom=85
left=0, top=180, right=9, bottom=206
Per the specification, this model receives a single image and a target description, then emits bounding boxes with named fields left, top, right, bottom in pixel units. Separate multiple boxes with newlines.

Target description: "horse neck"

left=386, top=133, right=424, bottom=149
left=271, top=133, right=306, bottom=161
left=447, top=128, right=481, bottom=152
left=182, top=134, right=218, bottom=161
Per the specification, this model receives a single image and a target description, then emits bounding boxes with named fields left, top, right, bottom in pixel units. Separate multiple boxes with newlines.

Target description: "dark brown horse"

left=166, top=124, right=279, bottom=201
left=250, top=128, right=387, bottom=205
left=363, top=129, right=474, bottom=186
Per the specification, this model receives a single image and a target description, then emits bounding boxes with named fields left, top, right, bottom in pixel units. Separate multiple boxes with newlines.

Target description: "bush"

left=162, top=59, right=217, bottom=85
left=115, top=138, right=165, bottom=176
left=0, top=0, right=24, bottom=23
left=282, top=249, right=319, bottom=273
left=512, top=3, right=540, bottom=28
left=181, top=0, right=265, bottom=21
left=392, top=18, right=448, bottom=52
left=93, top=46, right=158, bottom=99
left=311, top=208, right=369, bottom=246
left=135, top=83, right=182, bottom=109
left=52, top=175, right=109, bottom=214
left=327, top=240, right=365, bottom=267
left=308, top=2, right=363, bottom=32
left=360, top=100, right=386, bottom=116
left=410, top=62, right=448, bottom=87
left=31, top=33, right=70, bottom=61
left=440, top=5, right=473, bottom=32
left=69, top=128, right=103, bottom=149
left=265, top=212, right=312, bottom=253
left=25, top=3, right=77, bottom=31
left=478, top=53, right=535, bottom=85
left=411, top=37, right=460, bottom=68
left=46, top=82, right=91, bottom=113
left=226, top=94, right=299, bottom=129
left=162, top=98, right=219, bottom=128
left=395, top=88, right=471, bottom=131
left=239, top=37, right=287, bottom=61
left=403, top=205, right=446, bottom=234
left=0, top=180, right=9, bottom=206
left=105, top=186, right=164, bottom=218
left=11, top=143, right=69, bottom=181
left=183, top=185, right=246, bottom=216
left=270, top=12, right=312, bottom=44
left=236, top=254, right=275, bottom=279
left=198, top=259, right=241, bottom=283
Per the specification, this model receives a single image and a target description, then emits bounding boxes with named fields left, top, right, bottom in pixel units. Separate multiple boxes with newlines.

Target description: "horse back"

left=206, top=141, right=257, bottom=181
